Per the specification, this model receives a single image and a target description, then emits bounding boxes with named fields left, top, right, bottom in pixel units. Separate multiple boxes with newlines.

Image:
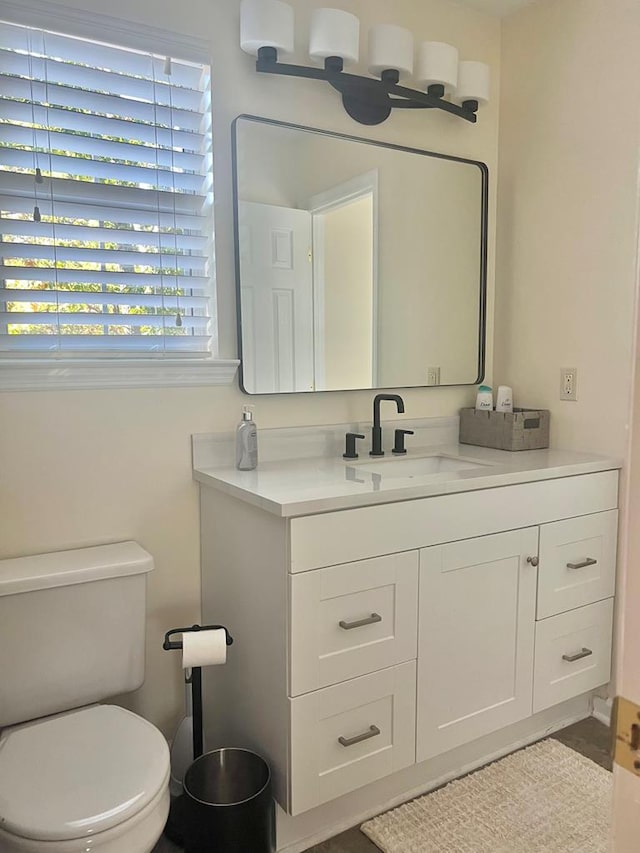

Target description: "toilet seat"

left=0, top=705, right=170, bottom=843
left=0, top=783, right=170, bottom=853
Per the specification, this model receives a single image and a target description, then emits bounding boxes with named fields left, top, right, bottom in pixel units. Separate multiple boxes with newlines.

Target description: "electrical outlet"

left=427, top=366, right=441, bottom=386
left=560, top=367, right=577, bottom=401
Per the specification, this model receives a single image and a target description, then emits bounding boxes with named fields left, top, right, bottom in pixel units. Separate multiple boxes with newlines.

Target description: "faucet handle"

left=343, top=432, right=366, bottom=460
left=392, top=429, right=414, bottom=455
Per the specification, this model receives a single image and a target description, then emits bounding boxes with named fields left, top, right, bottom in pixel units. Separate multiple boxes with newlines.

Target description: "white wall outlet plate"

left=560, top=367, right=577, bottom=401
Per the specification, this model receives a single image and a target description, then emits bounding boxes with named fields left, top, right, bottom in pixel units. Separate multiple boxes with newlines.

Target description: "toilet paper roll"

left=181, top=629, right=227, bottom=669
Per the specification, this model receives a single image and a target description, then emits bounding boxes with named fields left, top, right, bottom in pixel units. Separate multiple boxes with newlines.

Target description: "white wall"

left=496, top=15, right=640, bottom=840
left=0, top=0, right=501, bottom=735
left=494, top=0, right=640, bottom=458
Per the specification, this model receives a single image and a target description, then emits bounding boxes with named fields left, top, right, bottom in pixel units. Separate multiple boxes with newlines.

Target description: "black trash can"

left=182, top=748, right=275, bottom=853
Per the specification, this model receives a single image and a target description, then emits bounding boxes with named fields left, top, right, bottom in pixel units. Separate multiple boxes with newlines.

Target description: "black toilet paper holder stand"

left=162, top=624, right=234, bottom=847
left=163, top=623, right=233, bottom=760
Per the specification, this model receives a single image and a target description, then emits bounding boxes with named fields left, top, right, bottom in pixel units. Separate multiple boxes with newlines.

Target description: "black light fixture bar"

left=255, top=47, right=477, bottom=126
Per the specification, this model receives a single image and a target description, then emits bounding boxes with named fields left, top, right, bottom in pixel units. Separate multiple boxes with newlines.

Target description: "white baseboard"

left=592, top=695, right=613, bottom=726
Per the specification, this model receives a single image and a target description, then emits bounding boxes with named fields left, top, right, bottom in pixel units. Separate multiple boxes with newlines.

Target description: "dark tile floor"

left=553, top=715, right=612, bottom=772
left=153, top=716, right=611, bottom=853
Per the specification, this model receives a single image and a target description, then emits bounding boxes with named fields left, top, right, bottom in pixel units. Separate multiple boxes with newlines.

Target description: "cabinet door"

left=417, top=528, right=538, bottom=761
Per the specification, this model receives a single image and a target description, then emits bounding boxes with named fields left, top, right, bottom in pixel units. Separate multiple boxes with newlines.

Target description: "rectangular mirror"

left=233, top=115, right=488, bottom=394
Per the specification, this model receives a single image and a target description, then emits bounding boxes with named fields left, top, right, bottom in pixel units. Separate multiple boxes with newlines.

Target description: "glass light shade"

left=416, top=41, right=459, bottom=92
left=457, top=60, right=490, bottom=104
left=309, top=8, right=359, bottom=66
left=368, top=24, right=413, bottom=79
left=240, top=0, right=294, bottom=57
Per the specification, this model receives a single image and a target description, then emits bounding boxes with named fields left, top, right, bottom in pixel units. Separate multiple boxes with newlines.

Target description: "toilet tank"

left=0, top=542, right=154, bottom=728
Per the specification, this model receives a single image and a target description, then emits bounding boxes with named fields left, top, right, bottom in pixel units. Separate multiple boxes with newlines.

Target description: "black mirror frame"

left=232, top=114, right=488, bottom=396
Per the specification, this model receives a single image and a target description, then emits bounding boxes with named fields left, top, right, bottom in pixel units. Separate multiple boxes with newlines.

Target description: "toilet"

left=0, top=542, right=170, bottom=852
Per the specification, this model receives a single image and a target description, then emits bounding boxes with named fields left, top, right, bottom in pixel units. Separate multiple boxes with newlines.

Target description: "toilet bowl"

left=0, top=543, right=171, bottom=853
left=0, top=706, right=170, bottom=853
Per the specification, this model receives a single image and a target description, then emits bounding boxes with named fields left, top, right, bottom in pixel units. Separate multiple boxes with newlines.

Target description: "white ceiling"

left=454, top=0, right=537, bottom=17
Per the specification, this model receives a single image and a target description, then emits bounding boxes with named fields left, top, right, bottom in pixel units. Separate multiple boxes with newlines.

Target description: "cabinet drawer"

left=537, top=510, right=617, bottom=618
left=289, top=552, right=418, bottom=696
left=289, top=662, right=416, bottom=815
left=289, top=471, right=618, bottom=571
left=533, top=598, right=613, bottom=713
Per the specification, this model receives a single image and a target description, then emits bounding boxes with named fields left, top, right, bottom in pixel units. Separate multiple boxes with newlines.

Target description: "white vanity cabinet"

left=199, top=468, right=618, bottom=819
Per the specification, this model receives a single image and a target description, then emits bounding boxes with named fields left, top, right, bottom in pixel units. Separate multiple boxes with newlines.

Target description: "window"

left=0, top=19, right=223, bottom=379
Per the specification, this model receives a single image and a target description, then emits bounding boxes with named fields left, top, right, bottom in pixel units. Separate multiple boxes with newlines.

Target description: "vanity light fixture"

left=239, top=0, right=490, bottom=126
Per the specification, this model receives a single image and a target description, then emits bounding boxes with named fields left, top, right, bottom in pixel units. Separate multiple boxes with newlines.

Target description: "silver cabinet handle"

left=527, top=556, right=539, bottom=567
left=562, top=647, right=593, bottom=662
left=566, top=558, right=598, bottom=570
left=338, top=724, right=381, bottom=747
left=339, top=613, right=382, bottom=630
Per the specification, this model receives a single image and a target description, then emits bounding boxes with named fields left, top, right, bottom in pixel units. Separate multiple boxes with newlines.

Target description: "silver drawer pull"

left=562, top=647, right=593, bottom=663
left=338, top=724, right=381, bottom=747
left=339, top=613, right=382, bottom=630
left=566, top=557, right=598, bottom=570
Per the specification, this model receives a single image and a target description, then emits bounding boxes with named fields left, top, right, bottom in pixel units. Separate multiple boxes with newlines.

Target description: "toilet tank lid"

left=0, top=541, right=154, bottom=597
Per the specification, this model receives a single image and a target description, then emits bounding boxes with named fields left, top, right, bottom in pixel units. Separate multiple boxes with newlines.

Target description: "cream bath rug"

left=361, top=738, right=612, bottom=853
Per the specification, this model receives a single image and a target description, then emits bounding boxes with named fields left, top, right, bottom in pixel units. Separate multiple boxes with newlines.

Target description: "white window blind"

left=0, top=20, right=214, bottom=357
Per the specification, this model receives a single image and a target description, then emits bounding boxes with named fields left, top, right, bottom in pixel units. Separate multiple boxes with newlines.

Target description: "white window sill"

left=0, top=358, right=240, bottom=392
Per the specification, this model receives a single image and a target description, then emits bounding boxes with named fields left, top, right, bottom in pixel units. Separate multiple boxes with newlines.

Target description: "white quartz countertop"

left=193, top=441, right=622, bottom=518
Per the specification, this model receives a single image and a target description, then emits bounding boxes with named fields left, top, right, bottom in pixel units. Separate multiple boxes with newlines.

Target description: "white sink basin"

left=354, top=454, right=491, bottom=479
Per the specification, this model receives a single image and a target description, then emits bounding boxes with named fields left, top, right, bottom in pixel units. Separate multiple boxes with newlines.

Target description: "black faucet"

left=370, top=393, right=405, bottom=456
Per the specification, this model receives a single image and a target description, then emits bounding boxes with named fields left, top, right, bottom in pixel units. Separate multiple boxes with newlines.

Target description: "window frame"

left=0, top=0, right=238, bottom=390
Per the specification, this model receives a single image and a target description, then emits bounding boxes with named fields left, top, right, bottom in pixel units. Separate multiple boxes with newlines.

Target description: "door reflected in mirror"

left=233, top=116, right=487, bottom=394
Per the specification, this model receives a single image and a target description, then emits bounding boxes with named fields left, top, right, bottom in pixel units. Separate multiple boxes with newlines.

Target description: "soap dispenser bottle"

left=236, top=406, right=258, bottom=470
